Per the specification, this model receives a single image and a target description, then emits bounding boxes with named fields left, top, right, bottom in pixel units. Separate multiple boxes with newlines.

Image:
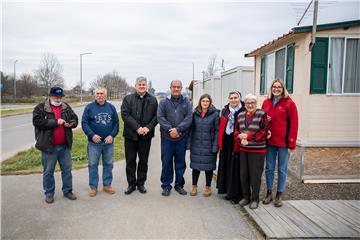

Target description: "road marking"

left=0, top=123, right=33, bottom=132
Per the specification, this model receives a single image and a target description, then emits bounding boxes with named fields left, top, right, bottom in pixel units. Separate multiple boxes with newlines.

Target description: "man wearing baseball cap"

left=33, top=86, right=78, bottom=204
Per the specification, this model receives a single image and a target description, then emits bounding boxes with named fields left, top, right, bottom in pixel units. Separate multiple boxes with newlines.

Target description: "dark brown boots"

left=262, top=190, right=273, bottom=205
left=263, top=190, right=283, bottom=207
left=274, top=191, right=283, bottom=207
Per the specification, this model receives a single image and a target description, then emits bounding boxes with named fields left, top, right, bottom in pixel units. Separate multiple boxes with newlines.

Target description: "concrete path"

left=1, top=132, right=262, bottom=239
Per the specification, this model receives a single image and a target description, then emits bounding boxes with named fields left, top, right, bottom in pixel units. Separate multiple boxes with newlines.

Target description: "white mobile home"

left=245, top=20, right=360, bottom=181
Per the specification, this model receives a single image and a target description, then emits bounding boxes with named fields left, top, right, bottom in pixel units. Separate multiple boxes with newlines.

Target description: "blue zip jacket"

left=157, top=95, right=192, bottom=141
left=82, top=100, right=119, bottom=142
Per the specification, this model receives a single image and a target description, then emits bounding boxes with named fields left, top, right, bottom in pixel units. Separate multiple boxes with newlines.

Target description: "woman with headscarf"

left=216, top=91, right=244, bottom=204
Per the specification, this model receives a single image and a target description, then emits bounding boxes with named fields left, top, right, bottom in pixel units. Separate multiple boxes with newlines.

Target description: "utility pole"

left=201, top=70, right=205, bottom=89
left=80, top=52, right=92, bottom=103
left=13, top=60, right=18, bottom=99
left=310, top=0, right=318, bottom=51
left=192, top=62, right=195, bottom=80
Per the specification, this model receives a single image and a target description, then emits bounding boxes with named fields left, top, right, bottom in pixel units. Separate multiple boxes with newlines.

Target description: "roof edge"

left=245, top=19, right=360, bottom=58
left=292, top=19, right=360, bottom=33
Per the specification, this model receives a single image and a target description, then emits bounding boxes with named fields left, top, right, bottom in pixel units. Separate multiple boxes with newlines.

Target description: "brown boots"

left=262, top=189, right=273, bottom=204
left=190, top=185, right=212, bottom=197
left=203, top=186, right=212, bottom=197
left=274, top=191, right=283, bottom=207
left=190, top=185, right=198, bottom=196
left=263, top=190, right=283, bottom=207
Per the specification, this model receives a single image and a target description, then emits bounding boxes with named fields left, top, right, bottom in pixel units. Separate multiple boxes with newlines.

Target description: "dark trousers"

left=239, top=151, right=265, bottom=202
left=192, top=169, right=213, bottom=187
left=160, top=137, right=187, bottom=190
left=125, top=138, right=152, bottom=187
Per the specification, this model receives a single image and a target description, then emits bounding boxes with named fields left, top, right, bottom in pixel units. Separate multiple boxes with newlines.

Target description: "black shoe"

left=174, top=186, right=187, bottom=195
left=138, top=185, right=147, bottom=194
left=63, top=192, right=77, bottom=200
left=45, top=196, right=54, bottom=204
left=230, top=198, right=239, bottom=205
left=161, top=189, right=171, bottom=196
left=224, top=195, right=232, bottom=200
left=124, top=185, right=136, bottom=195
left=239, top=198, right=250, bottom=207
left=249, top=201, right=259, bottom=209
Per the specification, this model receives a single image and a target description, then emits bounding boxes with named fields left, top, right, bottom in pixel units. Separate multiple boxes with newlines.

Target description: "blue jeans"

left=41, top=145, right=72, bottom=197
left=265, top=145, right=289, bottom=192
left=160, top=137, right=187, bottom=190
left=88, top=142, right=114, bottom=189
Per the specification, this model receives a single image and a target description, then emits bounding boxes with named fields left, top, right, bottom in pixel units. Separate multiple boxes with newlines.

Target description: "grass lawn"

left=0, top=102, right=88, bottom=117
left=0, top=108, right=34, bottom=117
left=0, top=119, right=124, bottom=175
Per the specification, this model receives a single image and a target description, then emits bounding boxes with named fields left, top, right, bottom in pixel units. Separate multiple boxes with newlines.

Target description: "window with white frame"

left=328, top=37, right=360, bottom=94
left=260, top=43, right=294, bottom=95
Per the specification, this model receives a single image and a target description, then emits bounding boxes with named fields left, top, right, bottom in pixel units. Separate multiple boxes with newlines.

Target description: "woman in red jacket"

left=261, top=79, right=298, bottom=207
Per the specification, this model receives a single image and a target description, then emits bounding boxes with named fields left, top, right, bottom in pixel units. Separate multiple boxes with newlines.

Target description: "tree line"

left=1, top=52, right=148, bottom=103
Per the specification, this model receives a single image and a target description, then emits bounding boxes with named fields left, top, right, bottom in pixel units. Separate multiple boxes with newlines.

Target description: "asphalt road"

left=1, top=130, right=262, bottom=239
left=0, top=100, right=121, bottom=161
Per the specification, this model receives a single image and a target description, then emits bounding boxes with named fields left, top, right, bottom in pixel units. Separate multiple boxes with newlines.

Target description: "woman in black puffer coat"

left=188, top=94, right=220, bottom=197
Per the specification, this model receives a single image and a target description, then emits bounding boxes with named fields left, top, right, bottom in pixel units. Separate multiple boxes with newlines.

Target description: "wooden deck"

left=245, top=200, right=360, bottom=239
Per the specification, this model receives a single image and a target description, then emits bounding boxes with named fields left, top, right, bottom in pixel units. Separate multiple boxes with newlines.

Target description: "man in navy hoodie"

left=157, top=80, right=192, bottom=196
left=82, top=87, right=119, bottom=197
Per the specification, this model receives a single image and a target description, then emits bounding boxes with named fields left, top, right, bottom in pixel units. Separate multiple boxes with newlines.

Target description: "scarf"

left=225, top=103, right=242, bottom=135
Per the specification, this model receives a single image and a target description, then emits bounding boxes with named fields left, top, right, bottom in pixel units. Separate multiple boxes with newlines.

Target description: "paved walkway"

left=1, top=132, right=262, bottom=239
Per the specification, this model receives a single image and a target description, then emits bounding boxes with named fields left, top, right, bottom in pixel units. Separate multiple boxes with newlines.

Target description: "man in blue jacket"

left=157, top=80, right=192, bottom=196
left=82, top=87, right=119, bottom=197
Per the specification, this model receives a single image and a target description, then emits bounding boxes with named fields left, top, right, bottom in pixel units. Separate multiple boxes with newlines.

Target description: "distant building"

left=188, top=66, right=254, bottom=109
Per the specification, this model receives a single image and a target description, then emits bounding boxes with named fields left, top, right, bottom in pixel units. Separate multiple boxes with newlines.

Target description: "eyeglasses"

left=272, top=86, right=283, bottom=89
left=245, top=102, right=256, bottom=105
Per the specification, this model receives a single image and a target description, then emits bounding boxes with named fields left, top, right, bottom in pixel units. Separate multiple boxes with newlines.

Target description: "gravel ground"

left=257, top=152, right=360, bottom=200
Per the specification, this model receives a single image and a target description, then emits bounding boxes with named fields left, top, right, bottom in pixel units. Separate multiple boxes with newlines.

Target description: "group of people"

left=33, top=77, right=298, bottom=210
left=216, top=79, right=298, bottom=209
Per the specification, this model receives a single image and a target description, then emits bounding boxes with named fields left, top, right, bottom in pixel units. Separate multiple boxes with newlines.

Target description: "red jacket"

left=262, top=97, right=298, bottom=150
left=218, top=103, right=244, bottom=151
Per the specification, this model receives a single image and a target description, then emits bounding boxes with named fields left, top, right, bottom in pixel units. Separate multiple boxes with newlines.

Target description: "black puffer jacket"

left=188, top=106, right=220, bottom=171
left=33, top=99, right=78, bottom=152
left=121, top=92, right=158, bottom=140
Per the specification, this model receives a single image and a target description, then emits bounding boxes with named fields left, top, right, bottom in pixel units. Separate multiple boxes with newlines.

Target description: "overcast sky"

left=2, top=0, right=359, bottom=92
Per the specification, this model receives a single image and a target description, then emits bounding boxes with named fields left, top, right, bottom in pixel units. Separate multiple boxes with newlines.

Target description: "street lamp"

left=192, top=62, right=195, bottom=80
left=13, top=60, right=18, bottom=99
left=80, top=52, right=92, bottom=103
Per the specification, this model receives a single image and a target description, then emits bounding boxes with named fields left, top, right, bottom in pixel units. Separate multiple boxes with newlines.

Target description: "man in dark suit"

left=121, top=76, right=158, bottom=194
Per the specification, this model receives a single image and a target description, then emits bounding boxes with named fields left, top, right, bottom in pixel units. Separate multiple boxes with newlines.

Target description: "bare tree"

left=90, top=71, right=129, bottom=99
left=17, top=73, right=39, bottom=97
left=205, top=54, right=221, bottom=78
left=35, top=53, right=64, bottom=95
left=72, top=84, right=81, bottom=95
